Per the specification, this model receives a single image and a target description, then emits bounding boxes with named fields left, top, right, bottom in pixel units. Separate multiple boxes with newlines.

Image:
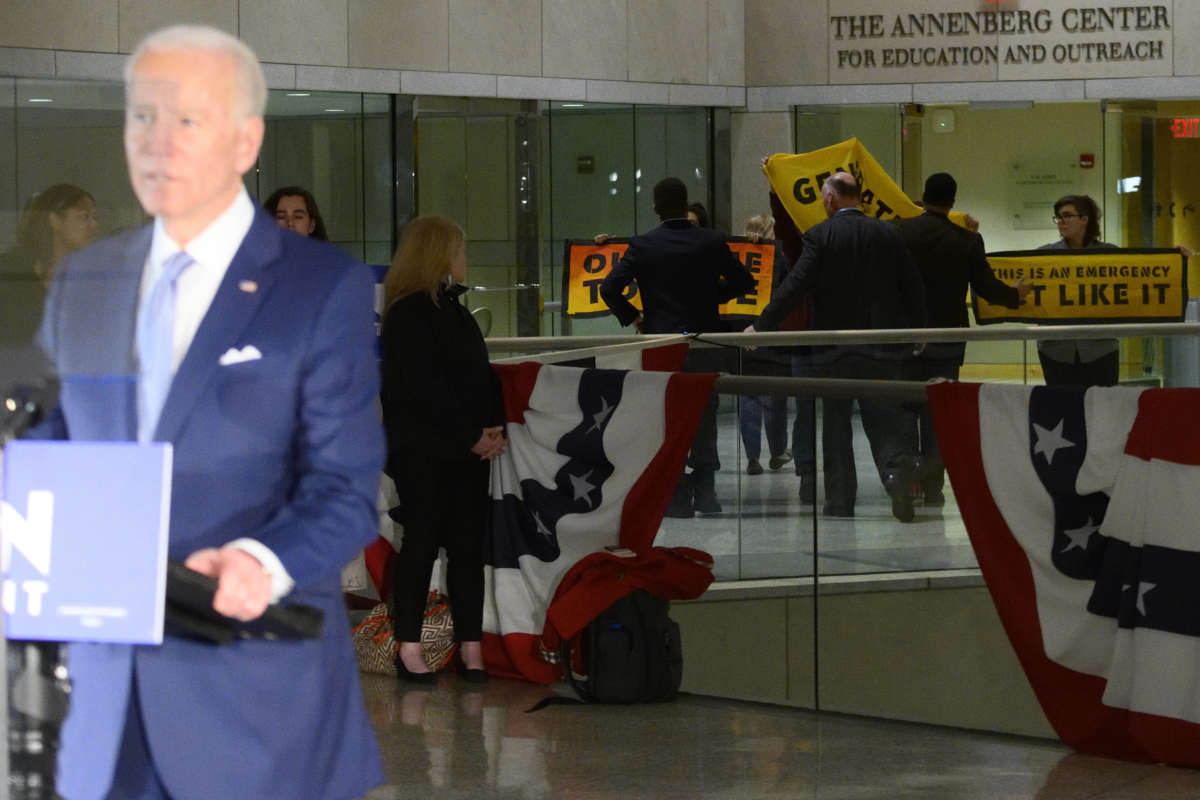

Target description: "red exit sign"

left=1171, top=117, right=1200, bottom=138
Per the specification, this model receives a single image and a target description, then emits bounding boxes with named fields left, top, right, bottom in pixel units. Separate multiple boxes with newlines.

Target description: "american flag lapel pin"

left=239, top=280, right=258, bottom=293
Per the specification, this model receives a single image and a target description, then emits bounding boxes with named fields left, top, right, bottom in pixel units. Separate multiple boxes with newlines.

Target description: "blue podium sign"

left=1, top=441, right=171, bottom=643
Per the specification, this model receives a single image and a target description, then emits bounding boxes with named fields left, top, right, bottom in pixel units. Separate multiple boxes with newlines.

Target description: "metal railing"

left=486, top=321, right=1200, bottom=352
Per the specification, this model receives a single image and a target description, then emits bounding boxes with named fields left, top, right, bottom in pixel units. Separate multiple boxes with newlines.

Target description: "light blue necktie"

left=137, top=250, right=194, bottom=441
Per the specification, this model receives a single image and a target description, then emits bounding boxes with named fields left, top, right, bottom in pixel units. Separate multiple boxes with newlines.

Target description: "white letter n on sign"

left=1, top=491, right=54, bottom=576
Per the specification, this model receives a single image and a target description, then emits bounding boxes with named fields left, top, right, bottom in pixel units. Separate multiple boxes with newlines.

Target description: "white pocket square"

left=219, top=345, right=262, bottom=366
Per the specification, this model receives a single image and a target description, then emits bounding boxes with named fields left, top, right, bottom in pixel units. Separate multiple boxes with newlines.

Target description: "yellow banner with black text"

left=763, top=137, right=970, bottom=233
left=562, top=238, right=776, bottom=319
left=974, top=249, right=1188, bottom=324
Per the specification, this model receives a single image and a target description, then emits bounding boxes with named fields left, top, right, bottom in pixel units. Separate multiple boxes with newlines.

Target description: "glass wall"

left=1105, top=100, right=1200, bottom=387
left=543, top=103, right=724, bottom=337
left=0, top=77, right=726, bottom=347
left=257, top=90, right=396, bottom=266
left=0, top=79, right=401, bottom=385
left=409, top=100, right=726, bottom=338
left=411, top=97, right=541, bottom=339
left=793, top=100, right=1200, bottom=387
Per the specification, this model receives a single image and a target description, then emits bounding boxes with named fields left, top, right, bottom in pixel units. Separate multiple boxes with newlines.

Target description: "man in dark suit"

left=895, top=172, right=1030, bottom=504
left=600, top=177, right=754, bottom=516
left=39, top=25, right=384, bottom=799
left=746, top=172, right=925, bottom=522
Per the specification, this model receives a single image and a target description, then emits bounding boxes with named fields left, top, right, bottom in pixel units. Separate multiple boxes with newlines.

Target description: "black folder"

left=165, top=561, right=324, bottom=644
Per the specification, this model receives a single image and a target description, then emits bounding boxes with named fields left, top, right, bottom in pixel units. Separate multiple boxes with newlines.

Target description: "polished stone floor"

left=656, top=402, right=975, bottom=582
left=360, top=675, right=1200, bottom=799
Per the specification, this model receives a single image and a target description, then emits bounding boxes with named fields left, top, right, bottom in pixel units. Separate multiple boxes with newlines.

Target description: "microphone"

left=2, top=381, right=58, bottom=442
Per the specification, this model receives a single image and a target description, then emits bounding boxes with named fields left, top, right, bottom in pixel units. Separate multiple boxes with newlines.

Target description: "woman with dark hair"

left=379, top=215, right=505, bottom=684
left=263, top=186, right=328, bottom=241
left=1, top=183, right=98, bottom=344
left=687, top=202, right=710, bottom=229
left=1037, top=194, right=1119, bottom=387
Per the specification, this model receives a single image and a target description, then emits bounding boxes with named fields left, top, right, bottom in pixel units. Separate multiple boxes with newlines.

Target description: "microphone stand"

left=3, top=392, right=67, bottom=800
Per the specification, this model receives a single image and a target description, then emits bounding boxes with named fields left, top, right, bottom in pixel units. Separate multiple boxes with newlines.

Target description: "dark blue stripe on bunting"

left=1029, top=386, right=1198, bottom=638
left=487, top=367, right=625, bottom=568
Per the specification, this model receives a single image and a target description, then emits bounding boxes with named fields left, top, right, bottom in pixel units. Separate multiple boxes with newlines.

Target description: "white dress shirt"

left=139, top=188, right=294, bottom=602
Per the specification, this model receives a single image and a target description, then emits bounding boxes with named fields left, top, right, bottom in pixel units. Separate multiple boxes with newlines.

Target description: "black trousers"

left=1038, top=349, right=1119, bottom=388
left=390, top=458, right=490, bottom=643
left=815, top=349, right=911, bottom=508
left=905, top=351, right=962, bottom=493
left=683, top=347, right=728, bottom=485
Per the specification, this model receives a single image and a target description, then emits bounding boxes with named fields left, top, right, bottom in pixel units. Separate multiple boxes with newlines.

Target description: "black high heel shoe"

left=455, top=655, right=488, bottom=685
left=395, top=657, right=438, bottom=685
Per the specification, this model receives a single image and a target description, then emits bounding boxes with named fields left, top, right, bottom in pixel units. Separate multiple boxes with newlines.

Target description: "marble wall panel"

left=448, top=0, right=541, bottom=77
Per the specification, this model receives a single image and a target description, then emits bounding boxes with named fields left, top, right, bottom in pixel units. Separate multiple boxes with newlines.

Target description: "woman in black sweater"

left=380, top=215, right=505, bottom=683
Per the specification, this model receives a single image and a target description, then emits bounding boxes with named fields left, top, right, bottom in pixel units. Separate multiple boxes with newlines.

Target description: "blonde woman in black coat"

left=380, top=215, right=505, bottom=683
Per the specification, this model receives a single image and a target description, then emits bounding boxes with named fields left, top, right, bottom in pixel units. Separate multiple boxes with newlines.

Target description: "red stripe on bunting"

left=493, top=362, right=542, bottom=425
left=639, top=341, right=690, bottom=372
left=1123, top=388, right=1200, bottom=466
left=619, top=371, right=717, bottom=552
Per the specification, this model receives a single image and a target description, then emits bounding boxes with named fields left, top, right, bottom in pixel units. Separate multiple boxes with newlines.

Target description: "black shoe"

left=921, top=475, right=946, bottom=506
left=769, top=451, right=793, bottom=470
left=823, top=502, right=854, bottom=518
left=693, top=489, right=722, bottom=515
left=691, top=472, right=721, bottom=515
left=798, top=472, right=815, bottom=504
left=456, top=656, right=488, bottom=685
left=395, top=658, right=438, bottom=685
left=664, top=476, right=693, bottom=518
left=883, top=470, right=916, bottom=523
left=746, top=458, right=763, bottom=475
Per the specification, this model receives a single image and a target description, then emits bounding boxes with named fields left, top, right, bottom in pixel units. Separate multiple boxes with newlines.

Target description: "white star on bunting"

left=587, top=397, right=615, bottom=434
left=568, top=470, right=596, bottom=508
left=1060, top=517, right=1099, bottom=553
left=1033, top=419, right=1075, bottom=465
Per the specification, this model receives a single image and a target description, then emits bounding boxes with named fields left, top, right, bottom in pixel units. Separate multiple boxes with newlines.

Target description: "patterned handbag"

left=351, top=592, right=457, bottom=675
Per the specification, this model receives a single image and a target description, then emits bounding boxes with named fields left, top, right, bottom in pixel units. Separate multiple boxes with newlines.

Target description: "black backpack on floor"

left=562, top=589, right=683, bottom=704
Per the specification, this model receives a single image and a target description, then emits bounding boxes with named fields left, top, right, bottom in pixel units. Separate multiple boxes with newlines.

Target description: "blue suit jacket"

left=40, top=212, right=386, bottom=799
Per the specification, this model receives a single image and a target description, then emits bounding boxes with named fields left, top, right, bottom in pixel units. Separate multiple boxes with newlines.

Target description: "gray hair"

left=124, top=24, right=267, bottom=119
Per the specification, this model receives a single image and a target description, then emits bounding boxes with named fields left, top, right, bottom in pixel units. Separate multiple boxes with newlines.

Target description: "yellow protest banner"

left=562, top=239, right=776, bottom=319
left=974, top=249, right=1188, bottom=324
left=720, top=241, right=775, bottom=318
left=764, top=137, right=969, bottom=232
left=563, top=239, right=637, bottom=318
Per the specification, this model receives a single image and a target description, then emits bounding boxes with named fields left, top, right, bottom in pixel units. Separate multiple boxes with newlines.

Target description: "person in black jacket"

left=746, top=172, right=926, bottom=522
left=599, top=177, right=755, bottom=517
left=380, top=215, right=505, bottom=684
left=895, top=173, right=1030, bottom=503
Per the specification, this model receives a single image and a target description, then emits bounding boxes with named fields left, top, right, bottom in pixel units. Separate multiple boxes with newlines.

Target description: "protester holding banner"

left=599, top=177, right=755, bottom=517
left=737, top=213, right=792, bottom=475
left=381, top=214, right=505, bottom=684
left=1037, top=195, right=1121, bottom=387
left=895, top=172, right=1030, bottom=504
left=747, top=172, right=925, bottom=522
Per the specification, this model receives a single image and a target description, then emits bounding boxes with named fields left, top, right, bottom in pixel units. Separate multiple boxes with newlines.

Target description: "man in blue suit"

left=38, top=25, right=385, bottom=799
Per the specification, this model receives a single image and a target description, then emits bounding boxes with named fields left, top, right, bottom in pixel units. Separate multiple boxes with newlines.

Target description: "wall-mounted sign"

left=1171, top=118, right=1200, bottom=139
left=1008, top=160, right=1077, bottom=230
left=829, top=3, right=1173, bottom=85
